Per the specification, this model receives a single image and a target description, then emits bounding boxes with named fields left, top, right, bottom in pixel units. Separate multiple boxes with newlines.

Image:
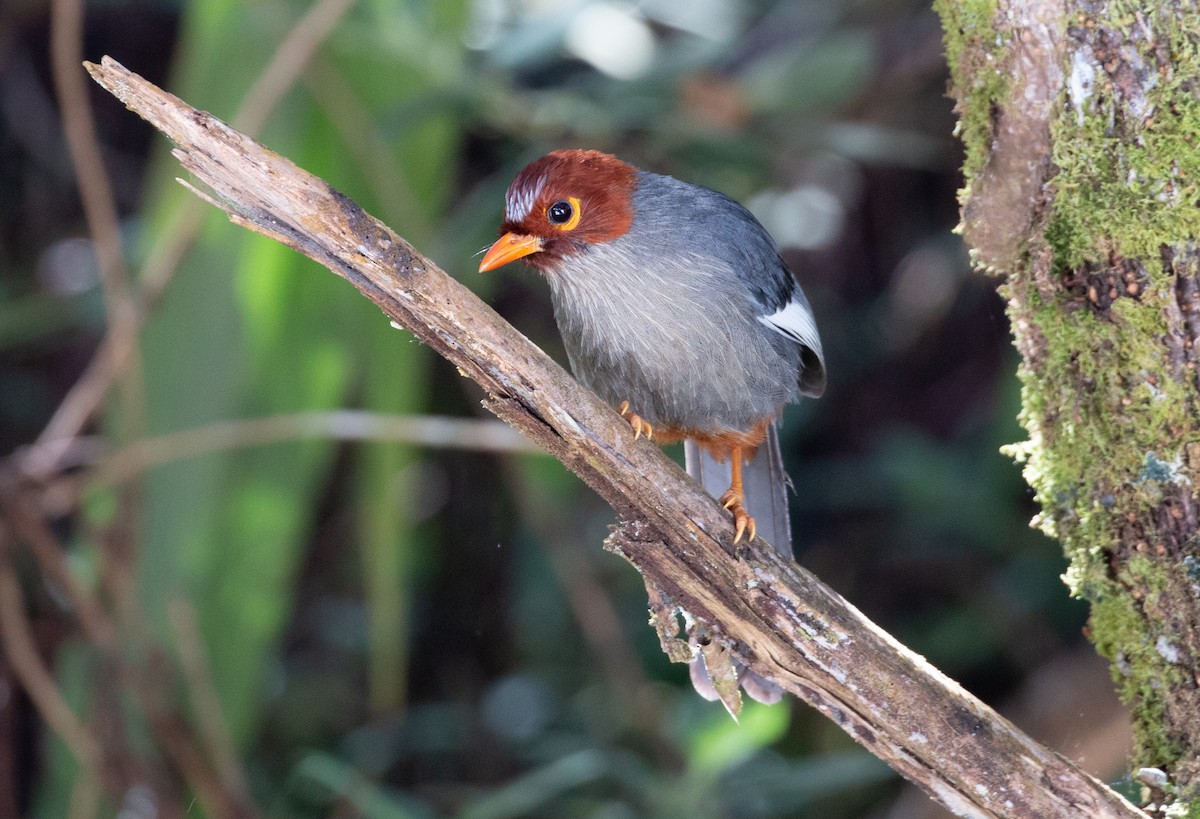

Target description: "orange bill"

left=479, top=232, right=543, bottom=272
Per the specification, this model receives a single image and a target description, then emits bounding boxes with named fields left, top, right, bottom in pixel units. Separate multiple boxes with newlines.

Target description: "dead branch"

left=0, top=554, right=105, bottom=782
left=0, top=484, right=256, bottom=818
left=84, top=56, right=1143, bottom=819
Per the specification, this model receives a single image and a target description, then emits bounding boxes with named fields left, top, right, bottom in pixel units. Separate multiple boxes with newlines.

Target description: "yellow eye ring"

left=546, top=197, right=582, bottom=231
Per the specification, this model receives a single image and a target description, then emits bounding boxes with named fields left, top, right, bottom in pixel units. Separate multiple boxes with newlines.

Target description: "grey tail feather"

left=683, top=421, right=793, bottom=557
left=684, top=423, right=791, bottom=707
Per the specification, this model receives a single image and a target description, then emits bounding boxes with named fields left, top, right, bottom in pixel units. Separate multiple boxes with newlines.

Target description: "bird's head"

left=479, top=149, right=638, bottom=273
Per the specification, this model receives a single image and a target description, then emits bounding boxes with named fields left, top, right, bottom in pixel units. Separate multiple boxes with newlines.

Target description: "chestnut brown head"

left=479, top=149, right=639, bottom=272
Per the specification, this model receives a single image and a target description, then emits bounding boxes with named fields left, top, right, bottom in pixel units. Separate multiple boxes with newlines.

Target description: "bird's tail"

left=683, top=422, right=791, bottom=707
left=683, top=421, right=792, bottom=557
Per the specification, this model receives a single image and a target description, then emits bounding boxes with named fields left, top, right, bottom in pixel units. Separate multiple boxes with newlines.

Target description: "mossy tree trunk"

left=936, top=0, right=1200, bottom=806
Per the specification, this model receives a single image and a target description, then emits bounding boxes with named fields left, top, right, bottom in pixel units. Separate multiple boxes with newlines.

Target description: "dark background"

left=0, top=0, right=1131, bottom=816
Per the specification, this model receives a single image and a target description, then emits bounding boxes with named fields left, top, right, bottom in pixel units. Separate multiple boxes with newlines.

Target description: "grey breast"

left=545, top=171, right=803, bottom=432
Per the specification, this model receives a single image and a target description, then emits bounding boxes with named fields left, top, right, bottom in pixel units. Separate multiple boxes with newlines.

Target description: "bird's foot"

left=718, top=489, right=756, bottom=544
left=617, top=400, right=653, bottom=440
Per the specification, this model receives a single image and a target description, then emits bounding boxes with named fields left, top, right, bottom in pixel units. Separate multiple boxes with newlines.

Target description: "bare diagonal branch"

left=84, top=56, right=1143, bottom=819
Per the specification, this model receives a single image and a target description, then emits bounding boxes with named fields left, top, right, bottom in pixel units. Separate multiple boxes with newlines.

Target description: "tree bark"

left=83, top=57, right=1144, bottom=818
left=936, top=0, right=1200, bottom=806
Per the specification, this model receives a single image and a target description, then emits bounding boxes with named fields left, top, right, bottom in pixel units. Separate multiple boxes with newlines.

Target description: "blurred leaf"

left=719, top=750, right=894, bottom=815
left=281, top=751, right=433, bottom=819
left=0, top=291, right=98, bottom=351
left=458, top=750, right=611, bottom=819
left=685, top=700, right=790, bottom=776
left=741, top=30, right=873, bottom=116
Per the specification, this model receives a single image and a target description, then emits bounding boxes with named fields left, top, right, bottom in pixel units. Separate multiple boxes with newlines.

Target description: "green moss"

left=1165, top=798, right=1200, bottom=819
left=1005, top=270, right=1197, bottom=594
left=1091, top=556, right=1185, bottom=767
left=945, top=0, right=1200, bottom=780
left=932, top=0, right=1008, bottom=185
left=1023, top=278, right=1198, bottom=543
left=1010, top=9, right=1200, bottom=778
left=1047, top=9, right=1200, bottom=267
left=1003, top=273, right=1171, bottom=593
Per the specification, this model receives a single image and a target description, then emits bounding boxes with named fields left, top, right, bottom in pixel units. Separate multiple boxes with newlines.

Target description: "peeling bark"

left=960, top=0, right=1062, bottom=272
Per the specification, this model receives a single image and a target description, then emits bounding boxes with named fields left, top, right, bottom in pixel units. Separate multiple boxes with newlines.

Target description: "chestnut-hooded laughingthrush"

left=480, top=149, right=826, bottom=704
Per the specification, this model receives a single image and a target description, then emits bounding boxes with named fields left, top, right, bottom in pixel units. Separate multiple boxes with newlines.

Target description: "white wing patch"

left=758, top=298, right=823, bottom=357
left=506, top=174, right=546, bottom=222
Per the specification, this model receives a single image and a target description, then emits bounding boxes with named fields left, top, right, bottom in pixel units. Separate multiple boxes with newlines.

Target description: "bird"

left=479, top=149, right=825, bottom=704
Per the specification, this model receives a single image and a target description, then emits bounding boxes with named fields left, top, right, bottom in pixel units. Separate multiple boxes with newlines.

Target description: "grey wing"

left=633, top=172, right=827, bottom=398
left=700, top=189, right=827, bottom=398
left=755, top=276, right=826, bottom=398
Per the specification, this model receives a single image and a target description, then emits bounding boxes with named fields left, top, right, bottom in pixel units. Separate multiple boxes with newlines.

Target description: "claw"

left=732, top=506, right=756, bottom=543
left=617, top=400, right=653, bottom=440
left=733, top=513, right=747, bottom=544
left=719, top=488, right=756, bottom=544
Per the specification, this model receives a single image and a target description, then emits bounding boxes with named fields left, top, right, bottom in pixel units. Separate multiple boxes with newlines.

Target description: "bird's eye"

left=547, top=200, right=573, bottom=224
left=545, top=197, right=582, bottom=230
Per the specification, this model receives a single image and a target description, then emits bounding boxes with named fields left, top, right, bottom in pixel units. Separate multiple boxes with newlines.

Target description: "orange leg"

left=717, top=446, right=756, bottom=543
left=617, top=400, right=653, bottom=440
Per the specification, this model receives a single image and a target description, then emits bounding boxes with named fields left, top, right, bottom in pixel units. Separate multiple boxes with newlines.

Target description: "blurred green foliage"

left=0, top=0, right=1123, bottom=816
